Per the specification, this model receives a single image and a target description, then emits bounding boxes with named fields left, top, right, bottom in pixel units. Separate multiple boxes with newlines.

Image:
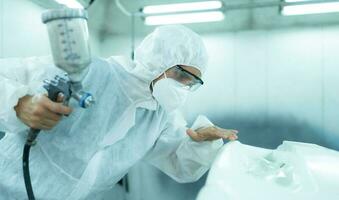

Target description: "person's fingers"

left=39, top=123, right=53, bottom=130
left=229, top=129, right=239, bottom=134
left=228, top=134, right=238, bottom=141
left=217, top=129, right=239, bottom=140
left=32, top=95, right=66, bottom=119
left=28, top=118, right=52, bottom=130
left=40, top=119, right=59, bottom=130
left=32, top=93, right=46, bottom=104
left=228, top=133, right=238, bottom=140
left=186, top=129, right=204, bottom=142
left=42, top=93, right=64, bottom=103
left=216, top=127, right=238, bottom=134
left=43, top=99, right=72, bottom=115
left=215, top=130, right=231, bottom=138
left=218, top=133, right=233, bottom=140
left=56, top=93, right=65, bottom=103
left=205, top=136, right=222, bottom=141
left=188, top=127, right=239, bottom=142
left=41, top=109, right=62, bottom=121
left=29, top=114, right=59, bottom=130
left=40, top=119, right=55, bottom=129
left=54, top=103, right=72, bottom=115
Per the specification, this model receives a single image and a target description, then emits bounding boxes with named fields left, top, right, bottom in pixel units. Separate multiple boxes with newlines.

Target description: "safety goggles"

left=167, top=65, right=204, bottom=91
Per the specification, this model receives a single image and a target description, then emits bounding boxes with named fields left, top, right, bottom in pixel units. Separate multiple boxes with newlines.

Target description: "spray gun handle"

left=26, top=75, right=72, bottom=146
left=43, top=75, right=72, bottom=105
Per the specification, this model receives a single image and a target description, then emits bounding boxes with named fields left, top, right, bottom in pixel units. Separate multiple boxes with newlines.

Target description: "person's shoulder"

left=105, top=55, right=133, bottom=66
left=91, top=56, right=131, bottom=75
left=87, top=56, right=118, bottom=76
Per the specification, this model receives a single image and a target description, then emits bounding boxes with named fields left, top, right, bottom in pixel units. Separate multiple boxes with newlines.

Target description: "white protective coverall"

left=0, top=25, right=223, bottom=199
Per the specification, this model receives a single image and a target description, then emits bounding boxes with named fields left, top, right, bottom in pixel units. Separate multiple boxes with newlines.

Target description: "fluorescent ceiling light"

left=284, top=0, right=311, bottom=2
left=282, top=1, right=339, bottom=16
left=143, top=1, right=223, bottom=14
left=55, top=0, right=83, bottom=8
left=145, top=11, right=224, bottom=26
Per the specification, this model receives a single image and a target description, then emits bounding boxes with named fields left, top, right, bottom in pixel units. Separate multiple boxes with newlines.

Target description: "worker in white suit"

left=0, top=25, right=238, bottom=199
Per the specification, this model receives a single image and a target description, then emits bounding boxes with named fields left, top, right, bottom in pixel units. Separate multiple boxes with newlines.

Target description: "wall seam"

left=321, top=26, right=325, bottom=140
left=0, top=0, right=4, bottom=58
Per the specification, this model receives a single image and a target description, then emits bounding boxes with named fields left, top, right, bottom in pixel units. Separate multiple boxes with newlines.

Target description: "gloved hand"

left=186, top=126, right=238, bottom=142
left=14, top=94, right=72, bottom=130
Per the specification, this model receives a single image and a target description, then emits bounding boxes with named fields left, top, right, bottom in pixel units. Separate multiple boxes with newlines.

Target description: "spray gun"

left=23, top=8, right=94, bottom=200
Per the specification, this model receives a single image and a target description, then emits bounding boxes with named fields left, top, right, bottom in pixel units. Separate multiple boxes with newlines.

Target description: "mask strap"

left=152, top=72, right=167, bottom=90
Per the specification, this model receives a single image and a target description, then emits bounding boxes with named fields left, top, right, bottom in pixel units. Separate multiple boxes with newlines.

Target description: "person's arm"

left=0, top=56, right=69, bottom=133
left=144, top=114, right=237, bottom=183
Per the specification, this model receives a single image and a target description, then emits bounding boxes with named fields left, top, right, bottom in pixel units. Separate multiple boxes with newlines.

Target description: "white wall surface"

left=0, top=0, right=50, bottom=58
left=0, top=0, right=101, bottom=58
